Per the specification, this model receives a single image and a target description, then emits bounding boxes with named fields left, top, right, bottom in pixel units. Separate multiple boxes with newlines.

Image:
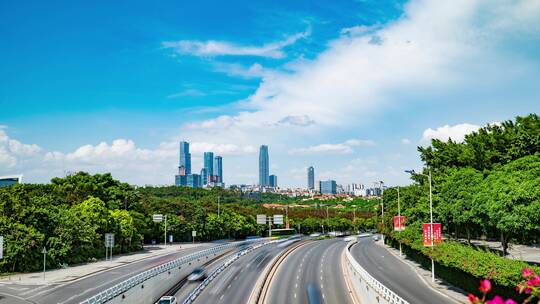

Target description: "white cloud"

left=167, top=88, right=207, bottom=98
left=162, top=29, right=311, bottom=59
left=0, top=128, right=41, bottom=168
left=213, top=63, right=268, bottom=78
left=401, top=138, right=411, bottom=145
left=288, top=139, right=374, bottom=155
left=421, top=123, right=480, bottom=143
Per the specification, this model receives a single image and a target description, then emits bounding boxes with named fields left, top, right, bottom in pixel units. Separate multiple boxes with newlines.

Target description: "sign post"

left=192, top=230, right=196, bottom=244
left=153, top=214, right=167, bottom=246
left=105, top=233, right=115, bottom=261
left=0, top=236, right=3, bottom=259
left=42, top=247, right=47, bottom=280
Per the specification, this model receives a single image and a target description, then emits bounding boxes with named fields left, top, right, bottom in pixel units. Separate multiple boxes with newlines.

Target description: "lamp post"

left=405, top=169, right=435, bottom=282
left=397, top=186, right=402, bottom=257
left=375, top=181, right=384, bottom=242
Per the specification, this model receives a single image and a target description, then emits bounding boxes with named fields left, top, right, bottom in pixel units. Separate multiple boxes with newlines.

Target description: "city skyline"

left=1, top=1, right=539, bottom=187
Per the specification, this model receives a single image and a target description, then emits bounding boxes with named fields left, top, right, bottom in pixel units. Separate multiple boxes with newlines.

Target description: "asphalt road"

left=350, top=237, right=456, bottom=304
left=0, top=244, right=212, bottom=304
left=267, top=239, right=352, bottom=304
left=192, top=242, right=286, bottom=304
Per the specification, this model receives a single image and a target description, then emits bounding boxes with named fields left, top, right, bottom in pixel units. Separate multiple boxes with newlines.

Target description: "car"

left=373, top=235, right=380, bottom=241
left=188, top=267, right=207, bottom=281
left=309, top=233, right=321, bottom=237
left=306, top=283, right=323, bottom=304
left=156, top=296, right=177, bottom=304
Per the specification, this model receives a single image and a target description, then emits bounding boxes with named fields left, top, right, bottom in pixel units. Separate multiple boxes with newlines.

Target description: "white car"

left=156, top=296, right=177, bottom=304
left=187, top=267, right=207, bottom=281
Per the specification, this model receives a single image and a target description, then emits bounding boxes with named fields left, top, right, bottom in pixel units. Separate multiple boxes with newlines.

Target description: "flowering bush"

left=469, top=268, right=540, bottom=304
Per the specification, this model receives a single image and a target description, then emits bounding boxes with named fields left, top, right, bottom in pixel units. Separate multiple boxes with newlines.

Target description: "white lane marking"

left=294, top=293, right=297, bottom=298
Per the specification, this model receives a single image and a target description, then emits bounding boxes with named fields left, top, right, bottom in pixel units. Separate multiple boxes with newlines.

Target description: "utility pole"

left=164, top=215, right=167, bottom=246
left=218, top=196, right=221, bottom=218
left=398, top=186, right=402, bottom=257
left=378, top=181, right=385, bottom=243
left=428, top=170, right=434, bottom=282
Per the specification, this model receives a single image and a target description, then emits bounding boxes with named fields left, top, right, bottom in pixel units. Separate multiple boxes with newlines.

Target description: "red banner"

left=422, top=223, right=442, bottom=246
left=393, top=216, right=406, bottom=231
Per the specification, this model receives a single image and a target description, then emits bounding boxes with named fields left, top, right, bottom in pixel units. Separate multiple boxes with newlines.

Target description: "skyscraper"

left=214, top=156, right=223, bottom=183
left=259, top=145, right=269, bottom=186
left=307, top=166, right=315, bottom=189
left=200, top=168, right=207, bottom=185
left=179, top=141, right=191, bottom=175
left=203, top=152, right=214, bottom=185
left=269, top=175, right=277, bottom=188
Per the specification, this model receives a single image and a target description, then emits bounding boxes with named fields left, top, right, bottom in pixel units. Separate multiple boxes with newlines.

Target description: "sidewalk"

left=0, top=243, right=205, bottom=285
left=456, top=238, right=540, bottom=264
left=376, top=239, right=468, bottom=304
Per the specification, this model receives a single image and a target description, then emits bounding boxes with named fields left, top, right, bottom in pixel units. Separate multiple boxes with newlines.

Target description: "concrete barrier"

left=80, top=240, right=261, bottom=304
left=344, top=238, right=409, bottom=304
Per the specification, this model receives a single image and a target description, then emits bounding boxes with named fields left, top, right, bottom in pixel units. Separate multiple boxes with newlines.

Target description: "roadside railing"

left=182, top=240, right=276, bottom=304
left=79, top=240, right=263, bottom=304
left=345, top=238, right=410, bottom=304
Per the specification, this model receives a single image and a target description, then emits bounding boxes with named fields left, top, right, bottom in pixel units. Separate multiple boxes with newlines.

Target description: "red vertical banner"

left=422, top=223, right=431, bottom=246
left=423, top=223, right=442, bottom=246
left=393, top=216, right=406, bottom=231
left=433, top=223, right=442, bottom=244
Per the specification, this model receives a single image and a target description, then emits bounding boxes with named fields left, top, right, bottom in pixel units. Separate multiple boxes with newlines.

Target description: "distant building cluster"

left=174, top=141, right=224, bottom=188
left=172, top=142, right=385, bottom=197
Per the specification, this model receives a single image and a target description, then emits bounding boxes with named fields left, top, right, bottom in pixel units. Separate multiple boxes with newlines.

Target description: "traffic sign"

left=153, top=214, right=163, bottom=222
left=256, top=214, right=267, bottom=225
left=192, top=230, right=197, bottom=237
left=273, top=214, right=284, bottom=225
left=0, top=236, right=3, bottom=259
left=105, top=233, right=115, bottom=248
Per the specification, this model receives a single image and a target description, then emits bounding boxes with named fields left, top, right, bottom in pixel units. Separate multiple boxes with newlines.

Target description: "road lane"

left=267, top=239, right=352, bottom=304
left=350, top=237, right=456, bottom=304
left=192, top=242, right=286, bottom=304
left=0, top=244, right=213, bottom=304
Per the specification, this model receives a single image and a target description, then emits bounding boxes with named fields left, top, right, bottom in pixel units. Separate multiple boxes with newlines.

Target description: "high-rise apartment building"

left=203, top=152, right=214, bottom=177
left=307, top=166, right=315, bottom=189
left=259, top=145, right=269, bottom=186
left=269, top=175, right=277, bottom=188
left=179, top=141, right=191, bottom=175
left=214, top=156, right=223, bottom=183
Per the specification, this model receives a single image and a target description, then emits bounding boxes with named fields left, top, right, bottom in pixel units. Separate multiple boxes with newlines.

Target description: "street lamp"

left=374, top=181, right=384, bottom=242
left=405, top=169, right=435, bottom=282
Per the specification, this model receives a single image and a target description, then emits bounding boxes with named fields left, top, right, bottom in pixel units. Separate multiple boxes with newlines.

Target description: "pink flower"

left=525, top=275, right=540, bottom=287
left=522, top=268, right=535, bottom=278
left=486, top=296, right=504, bottom=304
left=479, top=279, right=492, bottom=294
left=468, top=293, right=480, bottom=303
left=524, top=287, right=532, bottom=294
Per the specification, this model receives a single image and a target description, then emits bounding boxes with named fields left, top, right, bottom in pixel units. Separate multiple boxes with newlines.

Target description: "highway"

left=267, top=239, right=352, bottom=304
left=191, top=242, right=287, bottom=304
left=0, top=244, right=212, bottom=304
left=350, top=237, right=456, bottom=304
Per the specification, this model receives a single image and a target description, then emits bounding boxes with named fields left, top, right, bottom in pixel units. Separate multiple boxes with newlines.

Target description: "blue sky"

left=1, top=0, right=539, bottom=187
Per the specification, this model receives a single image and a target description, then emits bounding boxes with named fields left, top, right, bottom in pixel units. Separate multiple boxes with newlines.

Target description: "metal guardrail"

left=79, top=240, right=262, bottom=304
left=345, top=240, right=410, bottom=304
left=182, top=240, right=276, bottom=304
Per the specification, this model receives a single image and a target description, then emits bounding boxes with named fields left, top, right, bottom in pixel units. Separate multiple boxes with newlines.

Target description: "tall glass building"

left=259, top=145, right=269, bottom=186
left=214, top=156, right=223, bottom=183
left=320, top=180, right=337, bottom=194
left=200, top=168, right=207, bottom=185
left=179, top=141, right=191, bottom=175
left=269, top=175, right=277, bottom=188
left=307, top=166, right=315, bottom=189
left=203, top=152, right=214, bottom=185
